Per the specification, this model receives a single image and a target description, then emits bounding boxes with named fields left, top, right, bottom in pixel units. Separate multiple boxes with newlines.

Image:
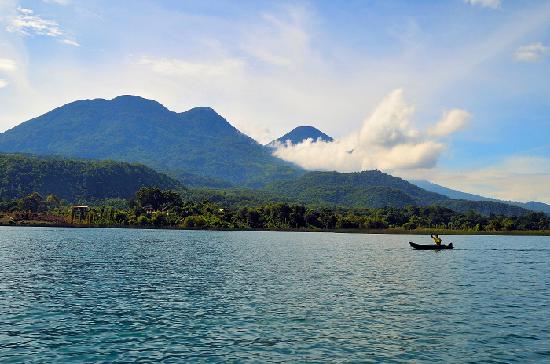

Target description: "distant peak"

left=291, top=125, right=322, bottom=132
left=268, top=125, right=333, bottom=147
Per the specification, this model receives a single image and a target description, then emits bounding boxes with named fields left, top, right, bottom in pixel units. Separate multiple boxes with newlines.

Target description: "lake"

left=0, top=227, right=549, bottom=362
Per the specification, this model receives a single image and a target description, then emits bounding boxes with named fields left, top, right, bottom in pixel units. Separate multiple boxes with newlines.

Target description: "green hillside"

left=0, top=153, right=534, bottom=218
left=441, top=199, right=540, bottom=216
left=0, top=153, right=182, bottom=202
left=265, top=170, right=530, bottom=216
left=0, top=96, right=302, bottom=187
left=266, top=170, right=444, bottom=207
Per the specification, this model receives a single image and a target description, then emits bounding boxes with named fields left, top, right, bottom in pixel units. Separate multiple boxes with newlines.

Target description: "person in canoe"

left=431, top=234, right=443, bottom=246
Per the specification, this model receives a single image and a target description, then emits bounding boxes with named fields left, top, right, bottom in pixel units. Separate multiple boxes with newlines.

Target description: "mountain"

left=0, top=95, right=542, bottom=215
left=0, top=96, right=302, bottom=187
left=0, top=153, right=182, bottom=202
left=267, top=126, right=333, bottom=147
left=411, top=180, right=493, bottom=201
left=517, top=201, right=550, bottom=214
left=265, top=170, right=530, bottom=216
left=437, top=199, right=542, bottom=216
left=412, top=180, right=550, bottom=214
left=266, top=170, right=446, bottom=208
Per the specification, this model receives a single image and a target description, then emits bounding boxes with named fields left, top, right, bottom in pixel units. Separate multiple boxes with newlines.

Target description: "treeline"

left=0, top=153, right=181, bottom=201
left=1, top=188, right=549, bottom=232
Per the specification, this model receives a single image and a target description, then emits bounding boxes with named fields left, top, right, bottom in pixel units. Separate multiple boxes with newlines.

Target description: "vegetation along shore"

left=1, top=187, right=548, bottom=235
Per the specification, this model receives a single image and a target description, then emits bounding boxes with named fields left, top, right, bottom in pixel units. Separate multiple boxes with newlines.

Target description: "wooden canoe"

left=409, top=242, right=454, bottom=250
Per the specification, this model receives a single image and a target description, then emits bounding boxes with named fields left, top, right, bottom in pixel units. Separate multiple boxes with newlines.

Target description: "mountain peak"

left=110, top=95, right=168, bottom=111
left=112, top=94, right=152, bottom=101
left=180, top=106, right=240, bottom=134
left=186, top=106, right=217, bottom=113
left=182, top=106, right=221, bottom=120
left=55, top=95, right=169, bottom=115
left=268, top=125, right=333, bottom=147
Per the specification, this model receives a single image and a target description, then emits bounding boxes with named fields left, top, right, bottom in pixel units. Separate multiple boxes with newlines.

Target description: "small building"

left=71, top=205, right=90, bottom=223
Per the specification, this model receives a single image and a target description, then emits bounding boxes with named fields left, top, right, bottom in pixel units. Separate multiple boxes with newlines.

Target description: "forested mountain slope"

left=0, top=153, right=182, bottom=202
left=0, top=96, right=302, bottom=187
left=266, top=170, right=530, bottom=216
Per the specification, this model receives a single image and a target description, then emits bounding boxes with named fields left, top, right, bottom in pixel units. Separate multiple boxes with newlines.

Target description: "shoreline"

left=1, top=222, right=549, bottom=236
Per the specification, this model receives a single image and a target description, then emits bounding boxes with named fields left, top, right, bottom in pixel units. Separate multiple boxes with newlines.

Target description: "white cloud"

left=358, top=88, right=418, bottom=148
left=16, top=7, right=34, bottom=15
left=0, top=79, right=8, bottom=88
left=5, top=7, right=79, bottom=46
left=428, top=109, right=471, bottom=137
left=0, top=58, right=17, bottom=72
left=138, top=56, right=244, bottom=77
left=7, top=7, right=63, bottom=36
left=272, top=89, right=463, bottom=172
left=514, top=42, right=550, bottom=62
left=61, top=39, right=79, bottom=47
left=464, top=0, right=501, bottom=9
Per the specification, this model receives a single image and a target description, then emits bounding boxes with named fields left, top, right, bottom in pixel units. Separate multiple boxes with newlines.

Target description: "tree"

left=18, top=192, right=45, bottom=213
left=181, top=215, right=207, bottom=228
left=135, top=187, right=182, bottom=211
left=45, top=194, right=61, bottom=209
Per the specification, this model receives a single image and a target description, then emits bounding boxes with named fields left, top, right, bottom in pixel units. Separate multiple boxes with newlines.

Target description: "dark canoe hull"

left=409, top=242, right=453, bottom=250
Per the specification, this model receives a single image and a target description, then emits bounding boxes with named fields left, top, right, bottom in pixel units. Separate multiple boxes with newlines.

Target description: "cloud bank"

left=273, top=89, right=470, bottom=172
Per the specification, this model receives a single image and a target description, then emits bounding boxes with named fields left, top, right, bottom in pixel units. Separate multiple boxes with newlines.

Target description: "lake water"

left=0, top=227, right=549, bottom=363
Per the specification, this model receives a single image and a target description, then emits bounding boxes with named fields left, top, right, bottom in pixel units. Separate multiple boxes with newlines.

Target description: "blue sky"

left=0, top=0, right=549, bottom=202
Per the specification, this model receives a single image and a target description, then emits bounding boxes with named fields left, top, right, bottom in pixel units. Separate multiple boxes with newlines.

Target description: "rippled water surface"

left=1, top=227, right=549, bottom=362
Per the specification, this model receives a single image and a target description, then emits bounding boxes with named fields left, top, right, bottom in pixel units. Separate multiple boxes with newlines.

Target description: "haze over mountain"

left=412, top=180, right=550, bottom=214
left=0, top=153, right=181, bottom=202
left=267, top=126, right=333, bottom=147
left=0, top=96, right=303, bottom=187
